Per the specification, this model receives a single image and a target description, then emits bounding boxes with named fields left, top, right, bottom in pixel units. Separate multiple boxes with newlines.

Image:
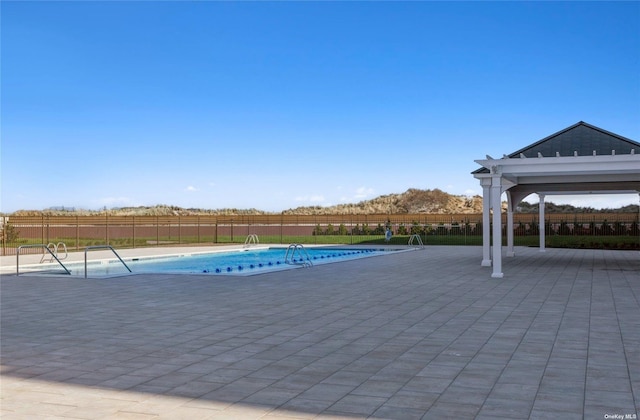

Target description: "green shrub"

left=1, top=222, right=19, bottom=244
left=325, top=224, right=335, bottom=236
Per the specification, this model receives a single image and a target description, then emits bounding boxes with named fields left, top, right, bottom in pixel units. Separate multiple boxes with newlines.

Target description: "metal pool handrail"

left=39, top=242, right=69, bottom=263
left=284, top=243, right=313, bottom=267
left=244, top=234, right=259, bottom=247
left=408, top=234, right=424, bottom=247
left=84, top=245, right=132, bottom=278
left=17, top=244, right=71, bottom=276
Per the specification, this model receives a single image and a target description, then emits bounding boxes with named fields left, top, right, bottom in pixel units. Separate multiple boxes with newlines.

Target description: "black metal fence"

left=2, top=213, right=638, bottom=255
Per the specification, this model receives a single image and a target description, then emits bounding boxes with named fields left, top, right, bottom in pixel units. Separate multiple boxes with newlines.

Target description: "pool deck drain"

left=1, top=246, right=639, bottom=419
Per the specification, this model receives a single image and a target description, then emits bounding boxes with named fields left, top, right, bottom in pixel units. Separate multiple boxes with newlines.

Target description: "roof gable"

left=508, top=121, right=639, bottom=158
left=473, top=122, right=639, bottom=174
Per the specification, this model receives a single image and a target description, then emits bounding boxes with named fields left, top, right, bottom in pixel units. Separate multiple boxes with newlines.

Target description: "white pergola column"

left=481, top=178, right=492, bottom=266
left=539, top=193, right=546, bottom=252
left=491, top=174, right=503, bottom=278
left=506, top=192, right=515, bottom=257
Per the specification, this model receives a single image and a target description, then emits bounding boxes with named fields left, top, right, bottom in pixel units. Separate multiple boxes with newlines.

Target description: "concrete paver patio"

left=1, top=245, right=638, bottom=419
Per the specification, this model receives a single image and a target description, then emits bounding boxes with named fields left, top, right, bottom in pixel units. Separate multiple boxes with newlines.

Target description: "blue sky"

left=2, top=1, right=639, bottom=213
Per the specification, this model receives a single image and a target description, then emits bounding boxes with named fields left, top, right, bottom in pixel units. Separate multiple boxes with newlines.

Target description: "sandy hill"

left=7, top=188, right=637, bottom=216
left=283, top=189, right=483, bottom=215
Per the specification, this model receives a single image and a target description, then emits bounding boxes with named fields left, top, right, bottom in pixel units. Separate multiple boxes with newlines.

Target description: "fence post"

left=463, top=218, right=467, bottom=245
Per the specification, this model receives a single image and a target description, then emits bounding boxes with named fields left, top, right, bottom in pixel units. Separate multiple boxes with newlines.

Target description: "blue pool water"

left=58, top=247, right=400, bottom=277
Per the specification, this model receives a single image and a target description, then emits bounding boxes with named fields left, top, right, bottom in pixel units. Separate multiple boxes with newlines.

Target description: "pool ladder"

left=17, top=244, right=71, bottom=276
left=408, top=234, right=424, bottom=248
left=284, top=244, right=313, bottom=267
left=39, top=242, right=69, bottom=263
left=244, top=234, right=259, bottom=247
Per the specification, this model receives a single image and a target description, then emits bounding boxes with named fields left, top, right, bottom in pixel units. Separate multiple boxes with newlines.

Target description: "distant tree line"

left=516, top=202, right=639, bottom=214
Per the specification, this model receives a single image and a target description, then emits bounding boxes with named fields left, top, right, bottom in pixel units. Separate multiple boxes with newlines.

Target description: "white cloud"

left=354, top=187, right=375, bottom=199
left=185, top=186, right=199, bottom=192
left=295, top=195, right=325, bottom=203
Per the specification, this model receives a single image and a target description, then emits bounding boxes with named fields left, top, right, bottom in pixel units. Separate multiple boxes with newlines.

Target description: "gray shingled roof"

left=472, top=121, right=639, bottom=174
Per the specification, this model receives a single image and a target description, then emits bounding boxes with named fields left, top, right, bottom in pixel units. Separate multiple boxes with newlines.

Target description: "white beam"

left=515, top=174, right=640, bottom=184
left=474, top=155, right=640, bottom=177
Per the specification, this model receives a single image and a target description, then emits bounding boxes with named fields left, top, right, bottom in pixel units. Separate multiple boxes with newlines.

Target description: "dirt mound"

left=282, top=189, right=484, bottom=215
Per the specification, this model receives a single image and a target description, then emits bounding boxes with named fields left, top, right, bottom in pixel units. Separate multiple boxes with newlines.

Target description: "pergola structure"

left=473, top=121, right=640, bottom=278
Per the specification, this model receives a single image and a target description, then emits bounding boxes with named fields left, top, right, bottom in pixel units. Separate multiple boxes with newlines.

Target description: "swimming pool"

left=30, top=246, right=404, bottom=277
